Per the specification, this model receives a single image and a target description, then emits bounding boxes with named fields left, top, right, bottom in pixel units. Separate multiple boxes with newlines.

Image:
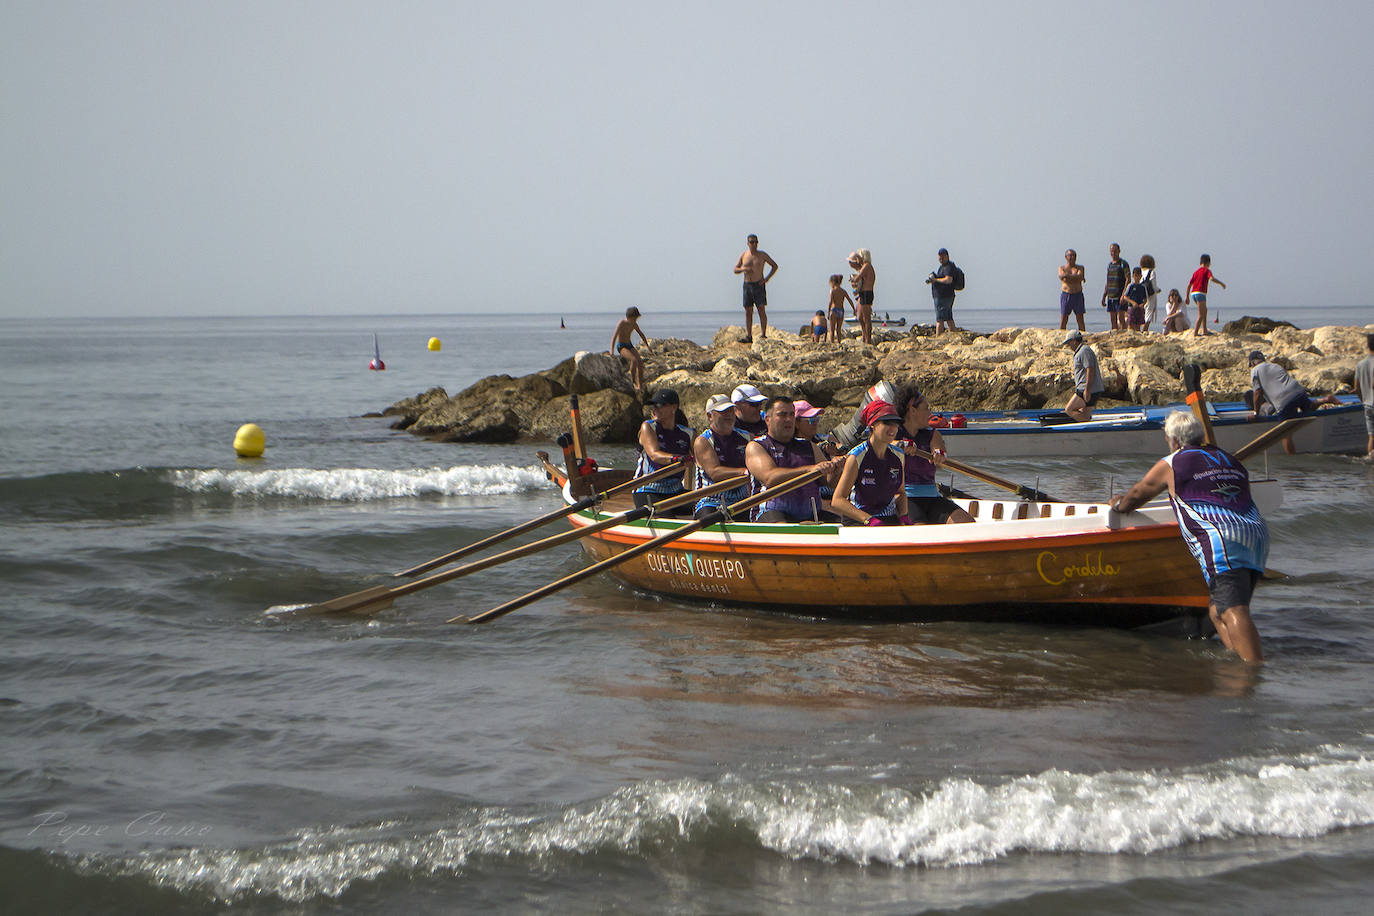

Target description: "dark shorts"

left=1060, top=292, right=1085, bottom=316
left=907, top=496, right=960, bottom=525
left=1075, top=390, right=1101, bottom=407
left=1365, top=404, right=1374, bottom=436
left=755, top=508, right=840, bottom=524
left=1105, top=297, right=1125, bottom=312
left=933, top=297, right=954, bottom=322
left=857, top=290, right=875, bottom=306
left=743, top=281, right=767, bottom=309
left=615, top=341, right=636, bottom=354
left=1209, top=568, right=1261, bottom=610
left=1275, top=395, right=1314, bottom=420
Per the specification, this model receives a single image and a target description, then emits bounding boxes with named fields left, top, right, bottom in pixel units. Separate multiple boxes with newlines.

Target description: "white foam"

left=169, top=465, right=549, bottom=501
left=72, top=746, right=1374, bottom=903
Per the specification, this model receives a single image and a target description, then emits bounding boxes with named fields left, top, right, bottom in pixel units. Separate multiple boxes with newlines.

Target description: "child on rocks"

left=827, top=274, right=853, bottom=344
left=1123, top=267, right=1148, bottom=331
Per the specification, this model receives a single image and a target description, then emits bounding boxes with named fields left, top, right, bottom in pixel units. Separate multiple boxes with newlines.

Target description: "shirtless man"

left=609, top=307, right=649, bottom=394
left=1058, top=249, right=1087, bottom=331
left=733, top=234, right=778, bottom=343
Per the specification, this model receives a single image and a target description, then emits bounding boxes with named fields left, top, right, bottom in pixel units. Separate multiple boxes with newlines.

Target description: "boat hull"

left=938, top=397, right=1365, bottom=458
left=567, top=499, right=1216, bottom=632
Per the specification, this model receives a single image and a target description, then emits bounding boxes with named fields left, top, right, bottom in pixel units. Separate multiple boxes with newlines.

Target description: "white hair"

left=856, top=248, right=872, bottom=265
left=1163, top=410, right=1205, bottom=447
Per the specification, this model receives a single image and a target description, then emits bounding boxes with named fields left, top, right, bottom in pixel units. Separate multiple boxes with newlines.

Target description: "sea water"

left=2, top=306, right=1373, bottom=914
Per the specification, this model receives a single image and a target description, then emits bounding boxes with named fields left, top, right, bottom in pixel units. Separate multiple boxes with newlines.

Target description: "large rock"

left=570, top=350, right=635, bottom=395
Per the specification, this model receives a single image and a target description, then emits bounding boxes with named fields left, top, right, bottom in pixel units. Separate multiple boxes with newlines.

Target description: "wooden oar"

left=289, top=475, right=747, bottom=617
left=1233, top=417, right=1314, bottom=461
left=391, top=459, right=687, bottom=578
left=1181, top=364, right=1218, bottom=446
left=456, top=467, right=826, bottom=625
left=910, top=447, right=1061, bottom=503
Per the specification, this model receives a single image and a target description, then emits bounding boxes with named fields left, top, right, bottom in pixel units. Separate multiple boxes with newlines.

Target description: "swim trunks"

left=743, top=281, right=767, bottom=309
left=1209, top=568, right=1261, bottom=610
left=857, top=291, right=875, bottom=306
left=1190, top=292, right=1207, bottom=306
left=812, top=324, right=826, bottom=339
left=615, top=341, right=636, bottom=354
left=1060, top=292, right=1085, bottom=316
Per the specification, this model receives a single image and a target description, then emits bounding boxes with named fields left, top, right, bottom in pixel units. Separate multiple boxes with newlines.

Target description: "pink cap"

left=793, top=399, right=824, bottom=420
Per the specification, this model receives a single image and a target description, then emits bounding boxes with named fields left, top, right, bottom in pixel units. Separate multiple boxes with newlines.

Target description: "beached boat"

left=931, top=395, right=1365, bottom=458
left=541, top=458, right=1282, bottom=635
left=845, top=315, right=907, bottom=327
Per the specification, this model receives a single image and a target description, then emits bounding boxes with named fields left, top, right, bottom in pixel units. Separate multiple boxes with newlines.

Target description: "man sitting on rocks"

left=744, top=396, right=846, bottom=523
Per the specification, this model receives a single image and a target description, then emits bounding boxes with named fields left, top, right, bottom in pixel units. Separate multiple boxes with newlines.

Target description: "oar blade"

left=292, top=584, right=397, bottom=617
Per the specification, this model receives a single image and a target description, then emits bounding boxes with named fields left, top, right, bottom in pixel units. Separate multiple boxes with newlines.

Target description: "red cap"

left=860, top=400, right=902, bottom=428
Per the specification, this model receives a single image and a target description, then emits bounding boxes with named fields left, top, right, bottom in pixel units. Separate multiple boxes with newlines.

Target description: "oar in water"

left=288, top=476, right=747, bottom=617
left=1234, top=417, right=1314, bottom=461
left=908, top=447, right=1061, bottom=503
left=391, top=459, right=687, bottom=578
left=455, top=467, right=826, bottom=625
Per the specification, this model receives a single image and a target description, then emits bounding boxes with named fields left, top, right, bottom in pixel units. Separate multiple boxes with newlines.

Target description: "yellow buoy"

left=234, top=423, right=266, bottom=458
left=427, top=337, right=442, bottom=351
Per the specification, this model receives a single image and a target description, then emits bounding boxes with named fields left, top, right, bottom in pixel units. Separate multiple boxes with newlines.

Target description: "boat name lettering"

left=644, top=551, right=745, bottom=581
left=1036, top=550, right=1119, bottom=586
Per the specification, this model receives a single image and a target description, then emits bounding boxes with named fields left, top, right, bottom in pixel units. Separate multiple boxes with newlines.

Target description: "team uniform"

left=693, top=427, right=750, bottom=517
left=844, top=440, right=904, bottom=522
left=749, top=434, right=826, bottom=522
left=1164, top=445, right=1269, bottom=607
left=633, top=419, right=693, bottom=508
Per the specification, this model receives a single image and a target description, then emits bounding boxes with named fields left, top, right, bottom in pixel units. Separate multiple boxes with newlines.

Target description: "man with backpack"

left=926, top=247, right=964, bottom=334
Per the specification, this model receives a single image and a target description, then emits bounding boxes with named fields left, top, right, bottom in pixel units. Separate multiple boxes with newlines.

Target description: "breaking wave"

left=169, top=465, right=550, bottom=501
left=57, top=745, right=1374, bottom=903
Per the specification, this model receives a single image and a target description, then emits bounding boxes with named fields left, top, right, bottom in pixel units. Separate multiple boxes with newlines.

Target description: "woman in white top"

left=1163, top=288, right=1190, bottom=334
left=1139, top=254, right=1161, bottom=331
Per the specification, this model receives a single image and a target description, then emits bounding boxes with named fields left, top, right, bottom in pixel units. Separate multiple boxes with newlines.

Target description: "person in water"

left=831, top=400, right=911, bottom=526
left=1110, top=411, right=1267, bottom=662
left=744, top=396, right=845, bottom=522
left=610, top=307, right=649, bottom=394
left=896, top=390, right=974, bottom=524
left=633, top=388, right=694, bottom=514
left=692, top=394, right=751, bottom=519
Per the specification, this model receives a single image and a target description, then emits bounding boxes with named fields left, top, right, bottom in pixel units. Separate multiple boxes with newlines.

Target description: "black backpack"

left=951, top=265, right=966, bottom=291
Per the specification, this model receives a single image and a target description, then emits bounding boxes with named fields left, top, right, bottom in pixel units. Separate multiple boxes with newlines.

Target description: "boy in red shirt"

left=1187, top=254, right=1227, bottom=337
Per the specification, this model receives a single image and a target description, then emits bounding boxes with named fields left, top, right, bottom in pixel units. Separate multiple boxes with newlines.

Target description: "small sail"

left=560, top=317, right=566, bottom=329
left=369, top=333, right=386, bottom=370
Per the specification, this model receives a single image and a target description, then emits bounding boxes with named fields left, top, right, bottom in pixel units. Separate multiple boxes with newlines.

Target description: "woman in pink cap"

left=831, top=400, right=911, bottom=526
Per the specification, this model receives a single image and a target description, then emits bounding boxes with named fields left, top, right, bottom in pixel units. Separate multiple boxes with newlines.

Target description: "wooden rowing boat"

left=934, top=395, right=1365, bottom=458
left=540, top=455, right=1282, bottom=635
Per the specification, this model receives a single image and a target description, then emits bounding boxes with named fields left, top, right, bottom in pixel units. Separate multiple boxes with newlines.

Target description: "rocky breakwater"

left=379, top=317, right=1370, bottom=444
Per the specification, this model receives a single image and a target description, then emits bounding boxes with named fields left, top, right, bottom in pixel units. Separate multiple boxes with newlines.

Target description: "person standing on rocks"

left=733, top=234, right=778, bottom=343
left=1058, top=249, right=1087, bottom=331
left=609, top=307, right=649, bottom=394
left=1139, top=254, right=1161, bottom=331
left=1355, top=333, right=1374, bottom=460
left=1062, top=329, right=1104, bottom=421
left=1187, top=253, right=1226, bottom=337
left=1102, top=243, right=1131, bottom=330
left=851, top=249, right=876, bottom=344
left=926, top=248, right=961, bottom=334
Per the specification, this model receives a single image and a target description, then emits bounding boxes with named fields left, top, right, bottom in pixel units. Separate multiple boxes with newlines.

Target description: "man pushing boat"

left=1110, top=411, right=1268, bottom=662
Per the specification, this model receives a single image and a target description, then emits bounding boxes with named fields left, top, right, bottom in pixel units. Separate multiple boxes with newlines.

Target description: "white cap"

left=705, top=394, right=735, bottom=414
left=731, top=384, right=767, bottom=405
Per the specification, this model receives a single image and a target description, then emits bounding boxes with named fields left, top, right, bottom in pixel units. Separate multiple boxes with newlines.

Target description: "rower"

left=897, top=389, right=974, bottom=524
left=831, top=400, right=911, bottom=526
left=692, top=394, right=751, bottom=519
left=744, top=396, right=845, bottom=522
left=633, top=389, right=694, bottom=515
left=730, top=384, right=770, bottom=438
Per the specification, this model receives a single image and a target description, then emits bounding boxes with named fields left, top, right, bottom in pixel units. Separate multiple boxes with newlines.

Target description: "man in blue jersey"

left=1109, top=411, right=1267, bottom=662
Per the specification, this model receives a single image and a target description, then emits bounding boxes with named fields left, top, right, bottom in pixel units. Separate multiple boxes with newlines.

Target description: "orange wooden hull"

left=565, top=501, right=1213, bottom=632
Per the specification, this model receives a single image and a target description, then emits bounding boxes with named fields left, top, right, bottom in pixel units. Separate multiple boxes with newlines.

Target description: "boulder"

left=571, top=350, right=635, bottom=395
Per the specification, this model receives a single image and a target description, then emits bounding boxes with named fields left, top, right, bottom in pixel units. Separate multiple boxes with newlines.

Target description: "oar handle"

left=1234, top=416, right=1314, bottom=461
left=459, top=468, right=823, bottom=625
left=910, top=447, right=1060, bottom=503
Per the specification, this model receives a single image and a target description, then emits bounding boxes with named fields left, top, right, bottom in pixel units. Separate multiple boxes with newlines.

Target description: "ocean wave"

left=167, top=465, right=550, bottom=501
left=63, top=745, right=1374, bottom=903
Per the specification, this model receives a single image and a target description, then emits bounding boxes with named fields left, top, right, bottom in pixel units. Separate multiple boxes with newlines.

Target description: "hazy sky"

left=3, top=1, right=1372, bottom=319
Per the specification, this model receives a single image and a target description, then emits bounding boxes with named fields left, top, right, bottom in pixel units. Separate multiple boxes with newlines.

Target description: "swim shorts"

left=933, top=298, right=954, bottom=322
left=1060, top=292, right=1085, bottom=316
left=1209, top=568, right=1260, bottom=610
left=615, top=341, right=636, bottom=354
left=743, top=281, right=767, bottom=309
left=858, top=291, right=875, bottom=306
left=1190, top=291, right=1207, bottom=306
left=812, top=325, right=826, bottom=339
left=1106, top=298, right=1124, bottom=312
